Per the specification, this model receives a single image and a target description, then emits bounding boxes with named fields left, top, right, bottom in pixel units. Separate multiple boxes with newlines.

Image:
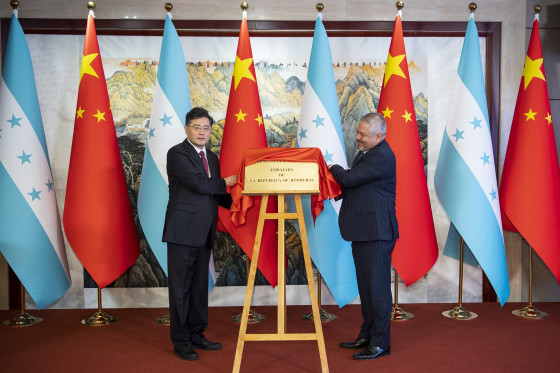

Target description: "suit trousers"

left=167, top=240, right=211, bottom=349
left=351, top=239, right=395, bottom=348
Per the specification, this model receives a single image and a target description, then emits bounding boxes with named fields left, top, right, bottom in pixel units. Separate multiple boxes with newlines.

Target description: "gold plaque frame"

left=243, top=161, right=319, bottom=195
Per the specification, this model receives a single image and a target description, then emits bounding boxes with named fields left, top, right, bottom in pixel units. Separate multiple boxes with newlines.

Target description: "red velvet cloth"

left=230, top=147, right=341, bottom=226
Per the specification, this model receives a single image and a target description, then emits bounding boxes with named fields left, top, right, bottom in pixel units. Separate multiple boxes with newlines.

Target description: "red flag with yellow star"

left=218, top=14, right=278, bottom=287
left=63, top=12, right=140, bottom=288
left=377, top=12, right=438, bottom=286
left=499, top=15, right=560, bottom=281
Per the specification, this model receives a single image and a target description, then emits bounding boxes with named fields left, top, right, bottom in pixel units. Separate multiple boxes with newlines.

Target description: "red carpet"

left=1, top=303, right=559, bottom=372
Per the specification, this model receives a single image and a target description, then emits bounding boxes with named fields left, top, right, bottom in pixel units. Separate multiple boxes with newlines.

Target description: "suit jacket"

left=329, top=139, right=399, bottom=242
left=162, top=139, right=232, bottom=247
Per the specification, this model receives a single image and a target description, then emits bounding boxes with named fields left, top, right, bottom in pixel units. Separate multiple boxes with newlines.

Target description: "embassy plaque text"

left=243, top=161, right=319, bottom=195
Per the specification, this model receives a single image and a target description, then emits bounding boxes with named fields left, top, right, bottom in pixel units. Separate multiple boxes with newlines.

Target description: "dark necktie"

left=352, top=151, right=364, bottom=167
left=199, top=151, right=209, bottom=176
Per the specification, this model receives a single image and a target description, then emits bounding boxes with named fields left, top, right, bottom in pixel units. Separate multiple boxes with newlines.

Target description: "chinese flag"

left=378, top=13, right=438, bottom=286
left=499, top=15, right=560, bottom=282
left=218, top=15, right=278, bottom=287
left=63, top=12, right=140, bottom=288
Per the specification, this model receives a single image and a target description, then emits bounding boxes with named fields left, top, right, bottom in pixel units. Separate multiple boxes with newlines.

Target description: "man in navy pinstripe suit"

left=329, top=112, right=398, bottom=360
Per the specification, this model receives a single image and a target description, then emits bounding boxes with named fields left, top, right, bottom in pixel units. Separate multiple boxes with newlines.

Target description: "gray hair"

left=360, top=112, right=386, bottom=137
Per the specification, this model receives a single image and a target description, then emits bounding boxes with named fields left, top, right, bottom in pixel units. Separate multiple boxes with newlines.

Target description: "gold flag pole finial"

left=316, top=3, right=324, bottom=12
left=469, top=2, right=477, bottom=13
left=241, top=2, right=249, bottom=12
left=396, top=1, right=404, bottom=11
left=533, top=4, right=542, bottom=14
left=165, top=2, right=173, bottom=12
left=10, top=0, right=19, bottom=10
left=87, top=1, right=95, bottom=11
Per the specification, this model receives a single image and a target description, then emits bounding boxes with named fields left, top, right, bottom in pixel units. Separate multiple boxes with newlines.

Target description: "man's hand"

left=224, top=175, right=238, bottom=187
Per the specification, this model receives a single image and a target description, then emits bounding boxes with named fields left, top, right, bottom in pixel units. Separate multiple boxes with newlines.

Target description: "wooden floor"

left=1, top=303, right=560, bottom=372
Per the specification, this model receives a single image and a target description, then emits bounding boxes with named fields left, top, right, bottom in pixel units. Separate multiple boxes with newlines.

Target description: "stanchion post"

left=391, top=271, right=413, bottom=320
left=512, top=245, right=548, bottom=318
left=302, top=271, right=337, bottom=322
left=3, top=281, right=43, bottom=327
left=231, top=257, right=267, bottom=323
left=442, top=237, right=478, bottom=320
left=81, top=287, right=117, bottom=325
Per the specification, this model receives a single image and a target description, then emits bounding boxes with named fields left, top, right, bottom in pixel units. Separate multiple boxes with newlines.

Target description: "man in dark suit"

left=329, top=112, right=398, bottom=360
left=162, top=107, right=238, bottom=361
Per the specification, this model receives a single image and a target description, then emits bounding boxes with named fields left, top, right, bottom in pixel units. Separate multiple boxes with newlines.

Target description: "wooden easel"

left=232, top=193, right=329, bottom=373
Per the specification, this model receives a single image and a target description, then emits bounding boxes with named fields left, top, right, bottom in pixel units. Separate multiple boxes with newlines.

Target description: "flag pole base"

left=155, top=313, right=170, bottom=325
left=3, top=312, right=43, bottom=327
left=512, top=304, right=548, bottom=319
left=231, top=309, right=266, bottom=323
left=442, top=305, right=478, bottom=320
left=81, top=310, right=117, bottom=326
left=302, top=308, right=338, bottom=322
left=391, top=305, right=414, bottom=321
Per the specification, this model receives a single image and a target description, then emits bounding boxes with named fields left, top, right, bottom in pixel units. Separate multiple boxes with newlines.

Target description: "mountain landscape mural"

left=85, top=57, right=428, bottom=288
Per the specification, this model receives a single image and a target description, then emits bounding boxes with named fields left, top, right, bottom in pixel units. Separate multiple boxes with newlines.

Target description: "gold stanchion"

left=442, top=237, right=478, bottom=320
left=155, top=313, right=170, bottom=324
left=2, top=1, right=42, bottom=330
left=154, top=2, right=174, bottom=327
left=302, top=271, right=337, bottom=322
left=512, top=245, right=548, bottom=319
left=231, top=257, right=266, bottom=323
left=81, top=287, right=117, bottom=325
left=391, top=271, right=413, bottom=320
left=3, top=281, right=43, bottom=327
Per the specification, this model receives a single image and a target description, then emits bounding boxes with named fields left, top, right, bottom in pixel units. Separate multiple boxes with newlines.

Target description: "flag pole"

left=391, top=270, right=414, bottom=320
left=71, top=1, right=117, bottom=327
left=512, top=242, right=548, bottom=318
left=302, top=270, right=338, bottom=322
left=2, top=0, right=44, bottom=328
left=3, top=280, right=43, bottom=327
left=509, top=4, right=548, bottom=321
left=227, top=2, right=268, bottom=324
left=441, top=2, right=479, bottom=321
left=231, top=257, right=267, bottom=323
left=442, top=236, right=478, bottom=319
left=152, top=1, right=176, bottom=326
left=81, top=286, right=117, bottom=325
left=298, top=2, right=336, bottom=323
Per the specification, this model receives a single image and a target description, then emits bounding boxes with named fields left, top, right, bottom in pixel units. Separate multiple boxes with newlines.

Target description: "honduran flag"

left=294, top=13, right=358, bottom=307
left=0, top=12, right=70, bottom=309
left=137, top=13, right=216, bottom=290
left=434, top=14, right=509, bottom=305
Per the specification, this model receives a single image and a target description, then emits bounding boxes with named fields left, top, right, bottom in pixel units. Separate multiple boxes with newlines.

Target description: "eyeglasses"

left=189, top=125, right=212, bottom=132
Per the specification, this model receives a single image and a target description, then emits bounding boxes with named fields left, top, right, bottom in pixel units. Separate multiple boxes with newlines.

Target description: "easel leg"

left=295, top=195, right=329, bottom=373
left=277, top=194, right=286, bottom=335
left=233, top=195, right=269, bottom=373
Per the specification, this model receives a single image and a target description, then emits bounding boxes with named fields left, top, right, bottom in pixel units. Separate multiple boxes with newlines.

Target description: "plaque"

left=243, top=161, right=319, bottom=195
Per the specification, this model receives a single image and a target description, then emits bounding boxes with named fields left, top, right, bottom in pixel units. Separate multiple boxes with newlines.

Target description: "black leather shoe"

left=353, top=346, right=390, bottom=360
left=173, top=347, right=199, bottom=361
left=192, top=338, right=222, bottom=350
left=340, top=338, right=369, bottom=349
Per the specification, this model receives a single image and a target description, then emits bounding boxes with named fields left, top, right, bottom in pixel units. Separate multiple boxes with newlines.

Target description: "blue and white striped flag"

left=137, top=14, right=216, bottom=290
left=0, top=12, right=70, bottom=309
left=295, top=14, right=358, bottom=307
left=434, top=14, right=509, bottom=305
